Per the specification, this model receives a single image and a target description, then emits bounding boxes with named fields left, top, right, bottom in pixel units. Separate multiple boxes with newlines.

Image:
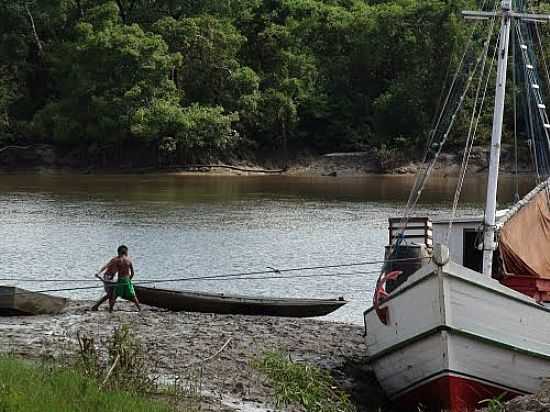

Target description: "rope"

left=446, top=15, right=500, bottom=243
left=0, top=257, right=428, bottom=296
left=396, top=1, right=499, bottom=252
left=513, top=22, right=520, bottom=203
left=0, top=256, right=424, bottom=284
left=516, top=22, right=550, bottom=179
left=422, top=0, right=492, bottom=156
left=3, top=269, right=398, bottom=297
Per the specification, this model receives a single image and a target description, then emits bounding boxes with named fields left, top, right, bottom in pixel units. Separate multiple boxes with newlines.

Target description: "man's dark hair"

left=117, top=245, right=128, bottom=256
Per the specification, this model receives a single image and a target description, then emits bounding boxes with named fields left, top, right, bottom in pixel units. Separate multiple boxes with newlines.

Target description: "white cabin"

left=431, top=210, right=509, bottom=272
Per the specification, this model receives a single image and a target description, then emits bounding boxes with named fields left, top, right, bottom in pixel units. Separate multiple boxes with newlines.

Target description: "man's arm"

left=96, top=258, right=114, bottom=277
left=130, top=262, right=134, bottom=279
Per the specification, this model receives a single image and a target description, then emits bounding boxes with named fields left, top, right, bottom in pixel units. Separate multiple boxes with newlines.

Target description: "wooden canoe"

left=0, top=286, right=66, bottom=316
left=134, top=286, right=347, bottom=317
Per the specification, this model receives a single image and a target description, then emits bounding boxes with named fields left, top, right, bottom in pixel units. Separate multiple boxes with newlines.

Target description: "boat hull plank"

left=365, top=262, right=550, bottom=411
left=135, top=286, right=347, bottom=317
left=446, top=263, right=550, bottom=355
left=394, top=372, right=520, bottom=412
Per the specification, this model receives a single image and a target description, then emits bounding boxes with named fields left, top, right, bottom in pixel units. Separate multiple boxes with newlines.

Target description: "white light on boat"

left=527, top=64, right=534, bottom=69
left=521, top=44, right=528, bottom=50
left=532, top=84, right=540, bottom=89
left=538, top=103, right=546, bottom=109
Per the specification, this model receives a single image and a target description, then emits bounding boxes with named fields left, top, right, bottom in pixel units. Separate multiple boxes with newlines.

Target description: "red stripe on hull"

left=394, top=374, right=521, bottom=412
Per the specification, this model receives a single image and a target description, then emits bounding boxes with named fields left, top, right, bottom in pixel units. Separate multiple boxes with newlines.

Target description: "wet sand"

left=0, top=301, right=383, bottom=411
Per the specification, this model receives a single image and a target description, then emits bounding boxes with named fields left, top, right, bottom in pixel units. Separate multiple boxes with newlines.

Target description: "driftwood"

left=101, top=354, right=121, bottom=387
left=0, top=145, right=33, bottom=153
left=176, top=164, right=286, bottom=174
left=182, top=337, right=232, bottom=369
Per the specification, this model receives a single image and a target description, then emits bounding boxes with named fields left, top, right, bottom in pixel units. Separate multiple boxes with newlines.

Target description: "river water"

left=0, top=172, right=535, bottom=324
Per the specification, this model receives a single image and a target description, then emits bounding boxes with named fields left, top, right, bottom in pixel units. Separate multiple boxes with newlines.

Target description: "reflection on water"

left=0, top=172, right=536, bottom=323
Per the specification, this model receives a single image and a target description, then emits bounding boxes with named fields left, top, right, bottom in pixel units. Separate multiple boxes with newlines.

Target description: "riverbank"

left=0, top=300, right=386, bottom=412
left=0, top=144, right=533, bottom=177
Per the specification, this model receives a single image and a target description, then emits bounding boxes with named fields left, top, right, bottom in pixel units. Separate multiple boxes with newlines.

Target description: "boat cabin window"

left=463, top=229, right=482, bottom=273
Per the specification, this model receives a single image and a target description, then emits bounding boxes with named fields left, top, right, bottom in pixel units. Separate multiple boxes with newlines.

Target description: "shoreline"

left=0, top=300, right=385, bottom=412
left=0, top=144, right=535, bottom=178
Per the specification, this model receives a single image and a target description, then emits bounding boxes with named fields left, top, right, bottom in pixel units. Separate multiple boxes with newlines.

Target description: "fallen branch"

left=182, top=337, right=232, bottom=369
left=101, top=354, right=120, bottom=388
left=172, top=164, right=286, bottom=174
left=0, top=145, right=33, bottom=153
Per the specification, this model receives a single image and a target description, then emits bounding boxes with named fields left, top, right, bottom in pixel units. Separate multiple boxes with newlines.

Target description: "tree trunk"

left=282, top=116, right=288, bottom=169
left=25, top=5, right=44, bottom=57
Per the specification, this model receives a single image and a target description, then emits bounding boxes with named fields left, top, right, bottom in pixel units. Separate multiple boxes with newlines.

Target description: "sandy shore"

left=0, top=301, right=384, bottom=411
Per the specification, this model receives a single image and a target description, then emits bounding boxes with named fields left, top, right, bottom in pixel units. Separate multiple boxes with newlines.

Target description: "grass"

left=0, top=357, right=173, bottom=412
left=253, top=351, right=356, bottom=412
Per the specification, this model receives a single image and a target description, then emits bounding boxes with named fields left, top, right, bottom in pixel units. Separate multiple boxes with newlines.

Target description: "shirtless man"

left=91, top=245, right=141, bottom=312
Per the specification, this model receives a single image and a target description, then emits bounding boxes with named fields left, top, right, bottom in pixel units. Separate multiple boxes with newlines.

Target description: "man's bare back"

left=112, top=255, right=134, bottom=279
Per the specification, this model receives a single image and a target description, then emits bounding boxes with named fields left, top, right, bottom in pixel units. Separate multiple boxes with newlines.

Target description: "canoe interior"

left=0, top=286, right=67, bottom=316
left=134, top=286, right=347, bottom=317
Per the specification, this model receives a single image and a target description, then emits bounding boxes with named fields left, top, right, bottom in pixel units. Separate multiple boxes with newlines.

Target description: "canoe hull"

left=135, top=286, right=346, bottom=317
left=0, top=286, right=66, bottom=316
left=365, top=261, right=550, bottom=411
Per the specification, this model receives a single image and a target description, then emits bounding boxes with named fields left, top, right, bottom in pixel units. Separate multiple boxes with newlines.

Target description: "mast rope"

left=513, top=20, right=520, bottom=203
left=395, top=0, right=500, bottom=253
left=446, top=12, right=500, bottom=244
left=516, top=22, right=550, bottom=180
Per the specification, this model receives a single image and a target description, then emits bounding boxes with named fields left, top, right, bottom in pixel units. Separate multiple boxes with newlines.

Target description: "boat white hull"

left=365, top=261, right=550, bottom=411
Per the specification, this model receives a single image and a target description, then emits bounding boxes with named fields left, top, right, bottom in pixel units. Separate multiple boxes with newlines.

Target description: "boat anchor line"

left=0, top=256, right=429, bottom=288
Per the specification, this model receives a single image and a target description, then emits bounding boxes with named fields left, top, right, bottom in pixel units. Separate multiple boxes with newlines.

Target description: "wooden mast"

left=463, top=1, right=550, bottom=276
left=482, top=0, right=512, bottom=276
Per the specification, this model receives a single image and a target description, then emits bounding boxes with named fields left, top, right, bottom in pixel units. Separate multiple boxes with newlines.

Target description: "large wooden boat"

left=134, top=286, right=347, bottom=317
left=0, top=286, right=66, bottom=315
left=365, top=1, right=550, bottom=410
left=365, top=245, right=550, bottom=411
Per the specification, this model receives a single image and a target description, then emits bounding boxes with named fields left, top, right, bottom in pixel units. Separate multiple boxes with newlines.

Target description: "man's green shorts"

left=115, top=277, right=136, bottom=300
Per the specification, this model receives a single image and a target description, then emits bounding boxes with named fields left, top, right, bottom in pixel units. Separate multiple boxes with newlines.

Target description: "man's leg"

left=130, top=296, right=141, bottom=312
left=91, top=294, right=109, bottom=311
left=108, top=295, right=117, bottom=313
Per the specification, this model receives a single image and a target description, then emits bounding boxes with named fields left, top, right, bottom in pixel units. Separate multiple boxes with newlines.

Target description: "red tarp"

left=500, top=188, right=550, bottom=279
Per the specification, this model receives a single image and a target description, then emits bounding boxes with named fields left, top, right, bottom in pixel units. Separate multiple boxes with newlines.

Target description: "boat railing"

left=388, top=217, right=433, bottom=248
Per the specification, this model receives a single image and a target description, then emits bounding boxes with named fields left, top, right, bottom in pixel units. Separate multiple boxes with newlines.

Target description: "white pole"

left=482, top=0, right=512, bottom=276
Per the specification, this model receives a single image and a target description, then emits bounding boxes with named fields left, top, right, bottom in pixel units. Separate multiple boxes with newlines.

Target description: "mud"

left=0, top=300, right=385, bottom=411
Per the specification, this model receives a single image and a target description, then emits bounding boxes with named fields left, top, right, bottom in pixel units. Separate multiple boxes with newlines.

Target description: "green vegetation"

left=478, top=394, right=506, bottom=412
left=0, top=357, right=173, bottom=412
left=253, top=351, right=356, bottom=412
left=0, top=325, right=201, bottom=412
left=0, top=0, right=537, bottom=166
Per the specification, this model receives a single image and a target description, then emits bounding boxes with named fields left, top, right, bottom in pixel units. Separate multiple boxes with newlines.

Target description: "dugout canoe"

left=0, top=286, right=66, bottom=316
left=134, top=286, right=347, bottom=317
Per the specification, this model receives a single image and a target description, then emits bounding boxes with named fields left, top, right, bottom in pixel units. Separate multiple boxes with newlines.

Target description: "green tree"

left=33, top=2, right=181, bottom=148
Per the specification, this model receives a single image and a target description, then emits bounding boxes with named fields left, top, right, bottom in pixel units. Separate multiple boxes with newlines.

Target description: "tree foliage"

left=0, top=0, right=493, bottom=164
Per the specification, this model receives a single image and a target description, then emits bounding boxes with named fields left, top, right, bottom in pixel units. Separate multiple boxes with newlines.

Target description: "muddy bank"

left=0, top=144, right=533, bottom=177
left=287, top=146, right=532, bottom=177
left=0, top=300, right=385, bottom=412
left=478, top=379, right=550, bottom=412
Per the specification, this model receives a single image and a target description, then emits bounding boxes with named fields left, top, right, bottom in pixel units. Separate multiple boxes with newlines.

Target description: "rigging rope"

left=516, top=22, right=550, bottom=180
left=394, top=0, right=499, bottom=254
left=446, top=15, right=500, bottom=243
left=513, top=22, right=520, bottom=203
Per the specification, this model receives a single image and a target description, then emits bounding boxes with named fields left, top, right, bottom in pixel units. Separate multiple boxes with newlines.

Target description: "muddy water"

left=0, top=172, right=535, bottom=324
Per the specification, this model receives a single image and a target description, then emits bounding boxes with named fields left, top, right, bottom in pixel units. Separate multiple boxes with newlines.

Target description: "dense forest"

left=1, top=0, right=539, bottom=167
